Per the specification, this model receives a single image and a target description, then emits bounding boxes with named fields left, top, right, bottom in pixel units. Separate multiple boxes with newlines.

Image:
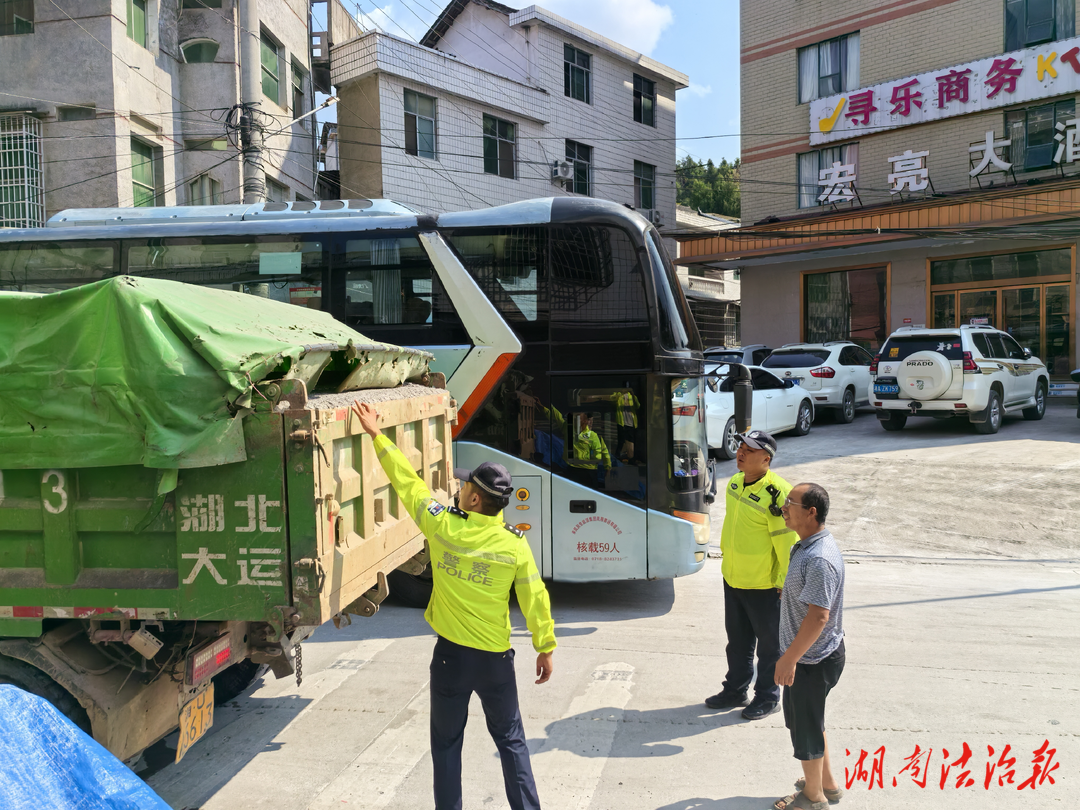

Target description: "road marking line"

left=532, top=662, right=635, bottom=810
left=306, top=684, right=431, bottom=810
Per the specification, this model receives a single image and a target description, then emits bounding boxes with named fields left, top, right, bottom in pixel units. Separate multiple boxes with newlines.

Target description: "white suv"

left=870, top=325, right=1050, bottom=434
left=760, top=341, right=874, bottom=423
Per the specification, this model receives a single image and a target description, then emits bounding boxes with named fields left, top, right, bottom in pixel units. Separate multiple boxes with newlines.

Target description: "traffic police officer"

left=353, top=401, right=556, bottom=810
left=705, top=430, right=797, bottom=721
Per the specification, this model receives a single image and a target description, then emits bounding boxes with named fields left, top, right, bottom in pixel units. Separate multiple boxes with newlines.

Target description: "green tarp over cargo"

left=0, top=276, right=431, bottom=470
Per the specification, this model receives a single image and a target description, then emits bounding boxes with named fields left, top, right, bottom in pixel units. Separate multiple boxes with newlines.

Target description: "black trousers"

left=783, top=640, right=846, bottom=761
left=429, top=636, right=540, bottom=810
left=721, top=581, right=782, bottom=704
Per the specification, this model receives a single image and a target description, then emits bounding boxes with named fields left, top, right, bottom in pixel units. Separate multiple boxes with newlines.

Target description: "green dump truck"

left=0, top=277, right=457, bottom=761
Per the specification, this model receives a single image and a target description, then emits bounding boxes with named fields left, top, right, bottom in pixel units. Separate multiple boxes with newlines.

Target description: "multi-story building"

left=0, top=0, right=319, bottom=226
left=329, top=0, right=687, bottom=242
left=674, top=205, right=741, bottom=346
left=678, top=0, right=1078, bottom=381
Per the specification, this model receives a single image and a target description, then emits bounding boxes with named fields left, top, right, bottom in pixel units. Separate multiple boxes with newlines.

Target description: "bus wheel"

left=0, top=654, right=91, bottom=733
left=388, top=569, right=433, bottom=609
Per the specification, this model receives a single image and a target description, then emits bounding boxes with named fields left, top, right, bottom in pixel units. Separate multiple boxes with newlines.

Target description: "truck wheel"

left=212, top=660, right=268, bottom=704
left=1023, top=381, right=1047, bottom=420
left=0, top=654, right=91, bottom=733
left=388, top=569, right=433, bottom=609
left=880, top=411, right=907, bottom=431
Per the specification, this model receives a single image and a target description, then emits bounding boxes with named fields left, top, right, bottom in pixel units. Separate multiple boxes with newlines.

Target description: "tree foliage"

left=675, top=156, right=740, bottom=218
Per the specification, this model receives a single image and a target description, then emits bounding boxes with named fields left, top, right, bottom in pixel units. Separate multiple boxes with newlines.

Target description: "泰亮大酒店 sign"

left=809, top=36, right=1080, bottom=145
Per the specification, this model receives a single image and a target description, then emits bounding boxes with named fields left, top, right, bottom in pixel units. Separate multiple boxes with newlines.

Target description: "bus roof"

left=0, top=197, right=648, bottom=243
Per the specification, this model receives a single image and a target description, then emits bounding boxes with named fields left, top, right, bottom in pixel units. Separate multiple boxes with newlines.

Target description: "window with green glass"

left=265, top=176, right=288, bottom=202
left=131, top=138, right=157, bottom=207
left=127, top=0, right=146, bottom=47
left=483, top=114, right=515, bottom=179
left=930, top=248, right=1071, bottom=285
left=1, top=0, right=35, bottom=35
left=261, top=33, right=280, bottom=103
left=181, top=40, right=218, bottom=63
left=634, top=161, right=655, bottom=209
left=292, top=62, right=308, bottom=126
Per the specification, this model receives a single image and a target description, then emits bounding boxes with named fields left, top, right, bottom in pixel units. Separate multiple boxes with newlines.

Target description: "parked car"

left=704, top=364, right=814, bottom=458
left=704, top=344, right=772, bottom=366
left=760, top=341, right=874, bottom=423
left=870, top=325, right=1050, bottom=434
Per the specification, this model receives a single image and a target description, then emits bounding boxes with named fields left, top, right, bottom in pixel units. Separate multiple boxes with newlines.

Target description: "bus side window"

left=341, top=238, right=433, bottom=326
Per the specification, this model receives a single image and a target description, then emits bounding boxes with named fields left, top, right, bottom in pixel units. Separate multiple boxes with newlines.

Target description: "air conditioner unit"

left=648, top=209, right=664, bottom=226
left=551, top=161, right=573, bottom=181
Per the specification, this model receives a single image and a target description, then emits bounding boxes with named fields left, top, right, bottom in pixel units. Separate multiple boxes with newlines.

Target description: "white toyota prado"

left=870, top=324, right=1050, bottom=434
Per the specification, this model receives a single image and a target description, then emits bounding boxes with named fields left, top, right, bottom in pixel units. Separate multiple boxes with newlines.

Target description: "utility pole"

left=238, top=0, right=265, bottom=203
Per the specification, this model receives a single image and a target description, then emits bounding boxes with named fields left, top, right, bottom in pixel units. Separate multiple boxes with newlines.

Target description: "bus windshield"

left=647, top=228, right=701, bottom=353
left=670, top=377, right=707, bottom=492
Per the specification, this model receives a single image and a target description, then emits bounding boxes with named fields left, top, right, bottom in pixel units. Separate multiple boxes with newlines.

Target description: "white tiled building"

left=329, top=0, right=688, bottom=236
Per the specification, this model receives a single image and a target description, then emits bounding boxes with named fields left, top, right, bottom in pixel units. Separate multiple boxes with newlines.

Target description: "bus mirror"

left=706, top=376, right=718, bottom=394
left=731, top=363, right=753, bottom=433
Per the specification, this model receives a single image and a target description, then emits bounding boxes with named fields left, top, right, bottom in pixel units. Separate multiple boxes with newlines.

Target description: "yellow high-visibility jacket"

left=373, top=434, right=556, bottom=654
left=720, top=469, right=797, bottom=590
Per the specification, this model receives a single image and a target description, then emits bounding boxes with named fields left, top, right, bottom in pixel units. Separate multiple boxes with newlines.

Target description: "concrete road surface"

left=144, top=403, right=1080, bottom=809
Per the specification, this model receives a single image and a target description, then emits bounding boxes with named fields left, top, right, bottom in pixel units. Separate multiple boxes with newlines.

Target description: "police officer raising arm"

left=352, top=401, right=556, bottom=810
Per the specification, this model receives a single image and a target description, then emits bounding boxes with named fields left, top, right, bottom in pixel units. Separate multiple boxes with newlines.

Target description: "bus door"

left=548, top=375, right=649, bottom=581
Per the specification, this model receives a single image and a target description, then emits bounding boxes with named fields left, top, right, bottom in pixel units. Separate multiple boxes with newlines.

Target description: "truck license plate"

left=175, top=683, right=214, bottom=763
left=874, top=383, right=900, bottom=395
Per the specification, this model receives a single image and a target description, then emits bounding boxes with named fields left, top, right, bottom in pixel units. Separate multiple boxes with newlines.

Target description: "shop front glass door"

left=1001, top=287, right=1041, bottom=357
left=1045, top=285, right=1072, bottom=376
left=958, top=290, right=997, bottom=327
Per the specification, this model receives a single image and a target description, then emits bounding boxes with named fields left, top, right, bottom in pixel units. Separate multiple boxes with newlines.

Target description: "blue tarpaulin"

left=0, top=685, right=171, bottom=810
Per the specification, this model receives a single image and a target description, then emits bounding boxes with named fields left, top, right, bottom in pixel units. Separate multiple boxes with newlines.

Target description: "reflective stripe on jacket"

left=720, top=469, right=797, bottom=590
left=373, top=434, right=556, bottom=654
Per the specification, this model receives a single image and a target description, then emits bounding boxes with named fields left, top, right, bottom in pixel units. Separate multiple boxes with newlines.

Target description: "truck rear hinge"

left=332, top=571, right=389, bottom=627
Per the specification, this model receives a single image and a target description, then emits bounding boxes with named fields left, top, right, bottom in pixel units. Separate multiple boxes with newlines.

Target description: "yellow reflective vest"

left=720, top=469, right=798, bottom=590
left=373, top=434, right=556, bottom=654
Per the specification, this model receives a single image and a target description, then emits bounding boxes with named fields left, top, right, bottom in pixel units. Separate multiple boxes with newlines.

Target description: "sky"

left=315, top=0, right=742, bottom=166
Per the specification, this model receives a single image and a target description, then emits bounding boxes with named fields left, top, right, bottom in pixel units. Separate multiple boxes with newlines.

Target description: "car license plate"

left=874, top=383, right=900, bottom=395
left=175, top=683, right=214, bottom=763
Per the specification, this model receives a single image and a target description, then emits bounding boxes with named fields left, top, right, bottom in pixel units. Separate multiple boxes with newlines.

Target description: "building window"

left=127, top=0, right=147, bottom=47
left=564, top=140, right=592, bottom=195
left=564, top=44, right=592, bottom=103
left=181, top=39, right=218, bottom=63
left=261, top=32, right=281, bottom=104
left=404, top=89, right=436, bottom=159
left=633, top=74, right=655, bottom=126
left=804, top=266, right=887, bottom=349
left=0, top=0, right=34, bottom=35
left=189, top=174, right=223, bottom=205
left=1006, top=98, right=1075, bottom=170
left=265, top=176, right=288, bottom=202
left=180, top=0, right=221, bottom=7
left=797, top=144, right=858, bottom=208
left=0, top=114, right=44, bottom=227
left=130, top=137, right=158, bottom=207
left=1005, top=0, right=1074, bottom=49
left=57, top=105, right=96, bottom=121
left=634, top=160, right=655, bottom=209
left=292, top=62, right=308, bottom=127
left=797, top=32, right=859, bottom=103
left=483, top=114, right=516, bottom=179
left=185, top=137, right=228, bottom=151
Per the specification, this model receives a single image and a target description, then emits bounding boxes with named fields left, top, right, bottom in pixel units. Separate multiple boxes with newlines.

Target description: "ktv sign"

left=810, top=37, right=1080, bottom=145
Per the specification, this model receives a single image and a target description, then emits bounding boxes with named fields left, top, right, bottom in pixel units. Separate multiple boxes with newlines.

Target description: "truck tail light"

left=809, top=366, right=836, bottom=378
left=187, top=635, right=232, bottom=685
left=672, top=405, right=697, bottom=416
left=962, top=352, right=980, bottom=373
left=869, top=354, right=880, bottom=374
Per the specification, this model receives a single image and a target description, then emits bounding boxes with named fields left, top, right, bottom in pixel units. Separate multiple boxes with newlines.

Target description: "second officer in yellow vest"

left=353, top=401, right=555, bottom=810
left=705, top=429, right=797, bottom=721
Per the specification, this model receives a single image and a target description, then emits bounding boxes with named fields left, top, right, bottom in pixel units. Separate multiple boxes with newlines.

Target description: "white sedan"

left=705, top=364, right=815, bottom=459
